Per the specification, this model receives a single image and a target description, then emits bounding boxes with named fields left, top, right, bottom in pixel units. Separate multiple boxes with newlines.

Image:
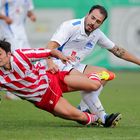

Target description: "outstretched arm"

left=109, top=45, right=140, bottom=66
left=20, top=48, right=70, bottom=64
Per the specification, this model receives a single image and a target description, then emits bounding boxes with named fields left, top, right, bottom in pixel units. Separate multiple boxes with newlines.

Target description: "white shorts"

left=53, top=59, right=87, bottom=73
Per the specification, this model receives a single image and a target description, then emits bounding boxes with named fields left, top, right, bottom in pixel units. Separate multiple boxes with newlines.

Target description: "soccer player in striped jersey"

left=0, top=39, right=119, bottom=126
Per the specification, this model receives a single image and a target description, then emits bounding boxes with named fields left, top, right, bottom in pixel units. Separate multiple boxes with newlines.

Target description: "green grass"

left=0, top=72, right=140, bottom=140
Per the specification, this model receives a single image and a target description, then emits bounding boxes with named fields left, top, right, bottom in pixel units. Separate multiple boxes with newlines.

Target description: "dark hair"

left=89, top=5, right=108, bottom=21
left=0, top=39, right=11, bottom=53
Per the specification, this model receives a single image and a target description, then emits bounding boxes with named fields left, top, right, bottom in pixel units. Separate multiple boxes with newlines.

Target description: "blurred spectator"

left=0, top=0, right=36, bottom=100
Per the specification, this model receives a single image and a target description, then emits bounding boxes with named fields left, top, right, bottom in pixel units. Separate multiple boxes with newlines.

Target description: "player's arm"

left=27, top=0, right=36, bottom=22
left=0, top=14, right=12, bottom=24
left=21, top=48, right=69, bottom=64
left=47, top=42, right=70, bottom=63
left=50, top=49, right=70, bottom=64
left=46, top=41, right=74, bottom=73
left=19, top=48, right=51, bottom=61
left=46, top=41, right=60, bottom=73
left=109, top=45, right=140, bottom=65
left=27, top=11, right=36, bottom=22
left=46, top=21, right=75, bottom=73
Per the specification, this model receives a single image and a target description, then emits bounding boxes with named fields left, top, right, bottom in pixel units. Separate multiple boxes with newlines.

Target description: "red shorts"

left=34, top=71, right=69, bottom=113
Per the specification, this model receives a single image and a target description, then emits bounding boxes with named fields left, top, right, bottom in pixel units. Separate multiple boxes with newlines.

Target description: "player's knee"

left=89, top=82, right=101, bottom=91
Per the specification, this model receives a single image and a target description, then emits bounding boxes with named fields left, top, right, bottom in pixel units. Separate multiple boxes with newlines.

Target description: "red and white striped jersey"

left=0, top=48, right=51, bottom=102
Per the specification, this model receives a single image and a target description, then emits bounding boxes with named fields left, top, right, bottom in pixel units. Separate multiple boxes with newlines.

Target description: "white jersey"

left=0, top=0, right=34, bottom=50
left=51, top=17, right=115, bottom=65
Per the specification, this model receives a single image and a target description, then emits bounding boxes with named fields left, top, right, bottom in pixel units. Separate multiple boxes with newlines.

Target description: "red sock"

left=77, top=112, right=96, bottom=125
left=87, top=73, right=101, bottom=82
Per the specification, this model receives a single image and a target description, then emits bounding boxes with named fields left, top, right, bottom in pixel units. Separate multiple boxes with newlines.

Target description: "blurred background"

left=26, top=0, right=140, bottom=71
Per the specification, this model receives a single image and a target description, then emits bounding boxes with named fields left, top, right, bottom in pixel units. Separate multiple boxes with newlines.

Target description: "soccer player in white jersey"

left=46, top=5, right=140, bottom=126
left=0, top=39, right=120, bottom=127
left=0, top=0, right=36, bottom=99
left=0, top=0, right=36, bottom=50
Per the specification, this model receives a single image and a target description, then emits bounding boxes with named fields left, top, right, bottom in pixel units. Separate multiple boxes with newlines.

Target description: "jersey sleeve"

left=27, top=0, right=34, bottom=11
left=97, top=30, right=115, bottom=50
left=19, top=48, right=51, bottom=61
left=51, top=21, right=73, bottom=46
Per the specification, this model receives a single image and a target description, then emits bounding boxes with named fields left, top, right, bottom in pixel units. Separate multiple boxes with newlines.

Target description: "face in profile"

left=85, top=9, right=105, bottom=34
left=0, top=48, right=11, bottom=68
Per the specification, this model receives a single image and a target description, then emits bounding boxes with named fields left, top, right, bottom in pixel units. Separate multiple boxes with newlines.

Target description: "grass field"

left=0, top=72, right=140, bottom=140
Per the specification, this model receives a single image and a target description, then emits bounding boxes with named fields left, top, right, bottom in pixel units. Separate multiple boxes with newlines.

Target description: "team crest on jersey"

left=84, top=41, right=94, bottom=50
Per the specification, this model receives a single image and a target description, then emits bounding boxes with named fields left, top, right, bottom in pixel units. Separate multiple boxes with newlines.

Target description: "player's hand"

left=5, top=17, right=12, bottom=24
left=47, top=59, right=59, bottom=74
left=59, top=55, right=71, bottom=64
left=66, top=55, right=76, bottom=62
left=48, top=63, right=59, bottom=74
left=30, top=15, right=36, bottom=22
left=50, top=49, right=70, bottom=64
left=27, top=11, right=36, bottom=22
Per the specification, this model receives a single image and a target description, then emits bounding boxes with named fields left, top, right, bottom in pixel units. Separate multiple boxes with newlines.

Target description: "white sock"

left=79, top=85, right=103, bottom=111
left=78, top=100, right=89, bottom=111
left=80, top=86, right=107, bottom=123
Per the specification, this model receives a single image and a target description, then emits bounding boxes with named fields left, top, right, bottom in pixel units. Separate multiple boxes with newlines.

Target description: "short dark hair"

left=89, top=5, right=108, bottom=21
left=0, top=39, right=11, bottom=53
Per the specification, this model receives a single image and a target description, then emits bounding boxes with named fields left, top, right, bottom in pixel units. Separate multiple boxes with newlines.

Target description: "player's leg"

left=75, top=64, right=111, bottom=117
left=82, top=65, right=113, bottom=117
left=81, top=86, right=106, bottom=122
left=75, top=64, right=121, bottom=127
left=75, top=64, right=109, bottom=113
left=64, top=70, right=101, bottom=92
left=52, top=97, right=99, bottom=125
left=63, top=70, right=121, bottom=127
left=35, top=72, right=99, bottom=125
left=61, top=70, right=110, bottom=125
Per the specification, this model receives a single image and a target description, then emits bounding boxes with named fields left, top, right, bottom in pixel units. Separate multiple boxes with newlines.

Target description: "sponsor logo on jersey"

left=84, top=41, right=93, bottom=49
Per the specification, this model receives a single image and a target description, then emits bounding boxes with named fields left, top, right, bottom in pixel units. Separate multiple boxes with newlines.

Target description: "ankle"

left=77, top=112, right=97, bottom=125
